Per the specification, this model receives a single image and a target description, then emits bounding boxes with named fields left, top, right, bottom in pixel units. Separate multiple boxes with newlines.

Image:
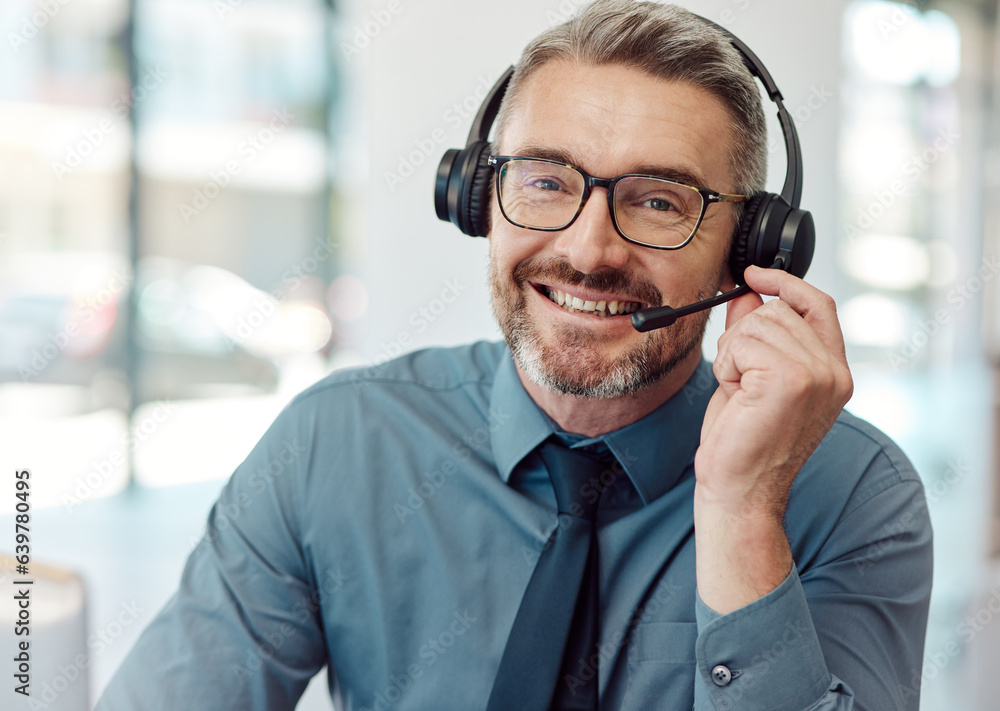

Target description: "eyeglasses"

left=488, top=155, right=748, bottom=250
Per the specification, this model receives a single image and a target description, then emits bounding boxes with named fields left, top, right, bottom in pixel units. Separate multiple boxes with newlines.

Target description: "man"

left=98, top=1, right=932, bottom=709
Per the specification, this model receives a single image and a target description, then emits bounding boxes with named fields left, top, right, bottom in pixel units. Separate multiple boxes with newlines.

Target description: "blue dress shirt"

left=97, top=340, right=932, bottom=710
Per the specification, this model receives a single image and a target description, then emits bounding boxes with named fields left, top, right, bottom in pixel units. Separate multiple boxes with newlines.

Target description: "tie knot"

left=537, top=439, right=614, bottom=521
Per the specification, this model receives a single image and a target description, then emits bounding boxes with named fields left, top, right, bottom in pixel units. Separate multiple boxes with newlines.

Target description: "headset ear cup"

left=463, top=144, right=494, bottom=237
left=729, top=193, right=769, bottom=283
left=780, top=207, right=815, bottom=278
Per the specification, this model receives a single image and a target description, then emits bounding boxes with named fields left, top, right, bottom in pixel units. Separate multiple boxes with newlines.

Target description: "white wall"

left=340, top=0, right=849, bottom=361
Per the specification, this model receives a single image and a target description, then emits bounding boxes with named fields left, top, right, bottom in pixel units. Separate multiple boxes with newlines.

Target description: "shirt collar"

left=490, top=348, right=717, bottom=505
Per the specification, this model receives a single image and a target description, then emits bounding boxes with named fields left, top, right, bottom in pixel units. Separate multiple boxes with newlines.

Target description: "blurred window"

left=0, top=0, right=341, bottom=505
left=838, top=3, right=992, bottom=710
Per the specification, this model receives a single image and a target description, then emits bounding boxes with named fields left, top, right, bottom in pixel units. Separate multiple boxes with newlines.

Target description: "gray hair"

left=494, top=0, right=768, bottom=198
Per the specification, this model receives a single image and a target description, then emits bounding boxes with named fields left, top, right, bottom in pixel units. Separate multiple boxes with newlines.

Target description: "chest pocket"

left=624, top=621, right=698, bottom=709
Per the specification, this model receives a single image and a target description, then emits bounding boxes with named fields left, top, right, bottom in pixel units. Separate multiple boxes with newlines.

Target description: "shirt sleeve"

left=95, top=404, right=328, bottom=711
left=692, top=464, right=933, bottom=711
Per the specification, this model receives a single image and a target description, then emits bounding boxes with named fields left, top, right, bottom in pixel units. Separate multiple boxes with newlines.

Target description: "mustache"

left=511, top=258, right=663, bottom=307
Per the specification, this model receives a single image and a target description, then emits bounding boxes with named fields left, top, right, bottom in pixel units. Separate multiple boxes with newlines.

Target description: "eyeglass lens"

left=498, top=159, right=704, bottom=247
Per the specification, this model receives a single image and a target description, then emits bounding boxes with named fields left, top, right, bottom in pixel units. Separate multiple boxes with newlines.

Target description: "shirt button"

left=711, top=664, right=733, bottom=686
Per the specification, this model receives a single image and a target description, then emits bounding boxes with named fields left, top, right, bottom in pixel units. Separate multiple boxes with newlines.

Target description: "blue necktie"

left=486, top=438, right=611, bottom=710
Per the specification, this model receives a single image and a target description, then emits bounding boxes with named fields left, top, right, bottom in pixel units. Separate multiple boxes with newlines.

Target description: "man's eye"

left=526, top=178, right=563, bottom=192
left=642, top=197, right=677, bottom=212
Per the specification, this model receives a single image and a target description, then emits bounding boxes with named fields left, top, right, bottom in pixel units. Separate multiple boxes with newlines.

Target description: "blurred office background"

left=0, top=0, right=997, bottom=708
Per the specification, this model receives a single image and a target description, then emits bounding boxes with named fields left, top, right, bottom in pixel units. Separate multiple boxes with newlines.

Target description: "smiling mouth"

left=538, top=285, right=643, bottom=317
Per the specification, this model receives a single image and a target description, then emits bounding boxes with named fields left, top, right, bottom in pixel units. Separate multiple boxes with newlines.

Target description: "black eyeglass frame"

left=487, top=155, right=748, bottom=250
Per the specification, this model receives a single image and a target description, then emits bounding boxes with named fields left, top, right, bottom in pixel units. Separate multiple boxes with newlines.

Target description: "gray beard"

left=489, top=257, right=716, bottom=399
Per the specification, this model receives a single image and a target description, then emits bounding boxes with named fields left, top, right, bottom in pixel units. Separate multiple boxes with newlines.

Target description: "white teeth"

left=545, top=289, right=639, bottom=317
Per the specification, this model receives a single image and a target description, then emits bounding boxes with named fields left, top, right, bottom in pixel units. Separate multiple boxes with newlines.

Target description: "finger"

left=712, top=333, right=789, bottom=392
left=713, top=329, right=843, bottom=407
left=724, top=283, right=764, bottom=330
left=714, top=313, right=852, bottom=412
left=717, top=305, right=822, bottom=372
left=721, top=298, right=834, bottom=366
left=742, top=266, right=847, bottom=362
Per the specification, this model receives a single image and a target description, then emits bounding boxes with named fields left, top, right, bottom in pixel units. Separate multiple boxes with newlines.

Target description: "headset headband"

left=455, top=17, right=804, bottom=210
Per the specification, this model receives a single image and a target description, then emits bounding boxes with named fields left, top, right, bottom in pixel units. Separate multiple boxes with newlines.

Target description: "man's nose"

left=551, top=188, right=629, bottom=274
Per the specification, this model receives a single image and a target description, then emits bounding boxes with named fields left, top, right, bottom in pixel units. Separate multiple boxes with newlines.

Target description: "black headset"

left=434, top=16, right=815, bottom=331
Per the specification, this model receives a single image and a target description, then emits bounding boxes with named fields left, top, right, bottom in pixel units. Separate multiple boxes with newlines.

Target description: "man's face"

left=488, top=60, right=741, bottom=399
